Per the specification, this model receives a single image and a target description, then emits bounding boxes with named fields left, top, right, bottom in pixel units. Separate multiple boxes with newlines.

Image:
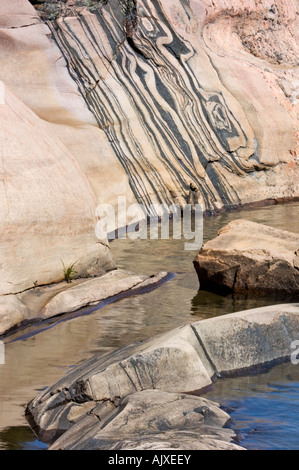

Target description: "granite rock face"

left=39, top=0, right=299, bottom=213
left=0, top=81, right=115, bottom=295
left=1, top=0, right=299, bottom=215
left=26, top=304, right=299, bottom=449
left=194, top=219, right=299, bottom=298
left=0, top=0, right=299, bottom=326
left=0, top=270, right=169, bottom=336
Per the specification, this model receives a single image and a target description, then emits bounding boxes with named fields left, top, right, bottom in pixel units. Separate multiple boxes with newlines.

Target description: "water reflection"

left=203, top=362, right=299, bottom=450
left=0, top=201, right=299, bottom=449
left=191, top=290, right=288, bottom=319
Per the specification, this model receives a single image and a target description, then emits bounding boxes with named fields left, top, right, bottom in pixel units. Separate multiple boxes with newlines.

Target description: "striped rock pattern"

left=0, top=0, right=298, bottom=333
left=44, top=0, right=299, bottom=212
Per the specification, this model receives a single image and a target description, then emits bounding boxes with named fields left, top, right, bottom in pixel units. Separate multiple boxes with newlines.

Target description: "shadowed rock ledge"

left=26, top=303, right=299, bottom=450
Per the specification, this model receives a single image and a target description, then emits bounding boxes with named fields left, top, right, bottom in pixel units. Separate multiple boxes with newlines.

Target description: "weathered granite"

left=0, top=296, right=30, bottom=336
left=26, top=304, right=299, bottom=449
left=39, top=269, right=167, bottom=319
left=193, top=219, right=299, bottom=298
left=0, top=81, right=115, bottom=298
left=193, top=303, right=299, bottom=376
left=0, top=0, right=299, bottom=331
left=1, top=0, right=299, bottom=218
left=47, top=390, right=243, bottom=450
left=41, top=0, right=299, bottom=213
left=0, top=270, right=169, bottom=336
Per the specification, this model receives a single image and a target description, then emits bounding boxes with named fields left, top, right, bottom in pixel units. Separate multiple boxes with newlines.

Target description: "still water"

left=0, top=202, right=299, bottom=450
left=204, top=362, right=299, bottom=450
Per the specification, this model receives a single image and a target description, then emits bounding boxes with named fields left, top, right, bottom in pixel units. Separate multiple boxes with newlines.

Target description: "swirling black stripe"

left=46, top=0, right=254, bottom=211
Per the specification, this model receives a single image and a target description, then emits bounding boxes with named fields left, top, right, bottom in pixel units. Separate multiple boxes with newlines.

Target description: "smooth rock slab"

left=26, top=304, right=299, bottom=449
left=193, top=219, right=299, bottom=298
left=192, top=304, right=299, bottom=377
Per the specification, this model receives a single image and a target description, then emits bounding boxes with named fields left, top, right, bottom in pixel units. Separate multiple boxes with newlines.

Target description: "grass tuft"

left=61, top=260, right=79, bottom=283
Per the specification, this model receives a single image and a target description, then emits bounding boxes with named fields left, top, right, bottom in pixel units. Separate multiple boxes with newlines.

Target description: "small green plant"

left=61, top=259, right=79, bottom=283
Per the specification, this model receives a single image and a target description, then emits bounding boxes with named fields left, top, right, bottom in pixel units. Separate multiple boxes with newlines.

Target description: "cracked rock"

left=194, top=219, right=299, bottom=298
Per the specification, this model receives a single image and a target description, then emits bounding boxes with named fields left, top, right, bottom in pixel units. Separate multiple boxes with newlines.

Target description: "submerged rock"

left=194, top=219, right=299, bottom=298
left=26, top=304, right=299, bottom=449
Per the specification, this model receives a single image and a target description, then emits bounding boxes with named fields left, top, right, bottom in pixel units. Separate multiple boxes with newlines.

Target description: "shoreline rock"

left=46, top=390, right=243, bottom=451
left=26, top=303, right=299, bottom=450
left=0, top=81, right=116, bottom=297
left=0, top=270, right=170, bottom=337
left=194, top=219, right=299, bottom=298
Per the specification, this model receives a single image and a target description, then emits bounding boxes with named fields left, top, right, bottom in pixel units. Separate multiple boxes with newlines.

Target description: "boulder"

left=192, top=303, right=299, bottom=376
left=26, top=304, right=299, bottom=449
left=47, top=390, right=243, bottom=450
left=194, top=219, right=299, bottom=298
left=0, top=270, right=169, bottom=336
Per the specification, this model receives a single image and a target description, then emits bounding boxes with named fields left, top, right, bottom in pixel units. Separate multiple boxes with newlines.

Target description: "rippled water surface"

left=203, top=362, right=299, bottom=450
left=0, top=202, right=299, bottom=450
